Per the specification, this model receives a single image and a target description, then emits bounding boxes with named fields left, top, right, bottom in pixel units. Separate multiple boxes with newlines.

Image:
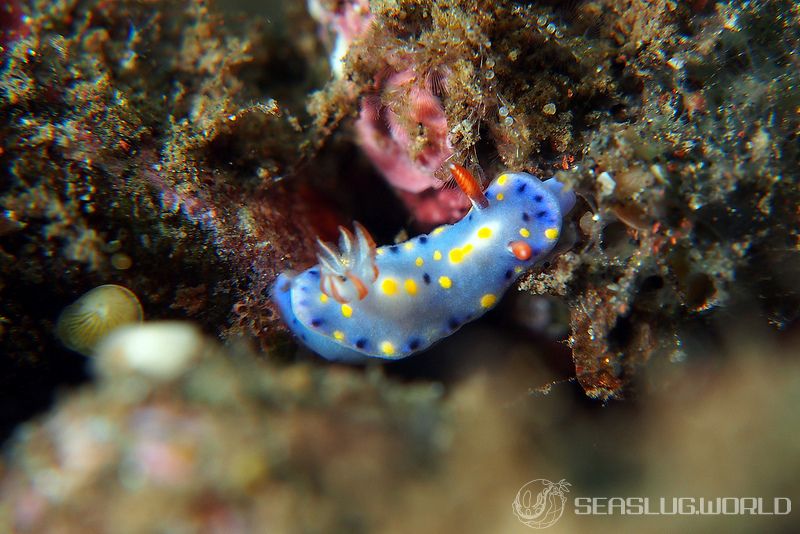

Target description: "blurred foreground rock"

left=0, top=322, right=797, bottom=532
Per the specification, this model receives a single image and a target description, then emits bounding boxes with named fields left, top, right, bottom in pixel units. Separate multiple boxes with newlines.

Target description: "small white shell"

left=94, top=322, right=201, bottom=380
left=56, top=284, right=143, bottom=356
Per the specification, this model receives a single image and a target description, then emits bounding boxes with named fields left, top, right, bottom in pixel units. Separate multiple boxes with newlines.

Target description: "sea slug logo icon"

left=512, top=479, right=571, bottom=529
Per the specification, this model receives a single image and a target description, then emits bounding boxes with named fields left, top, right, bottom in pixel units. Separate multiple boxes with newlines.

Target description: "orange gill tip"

left=353, top=221, right=377, bottom=253
left=509, top=240, right=533, bottom=261
left=346, top=273, right=369, bottom=300
left=448, top=162, right=489, bottom=209
left=322, top=275, right=348, bottom=304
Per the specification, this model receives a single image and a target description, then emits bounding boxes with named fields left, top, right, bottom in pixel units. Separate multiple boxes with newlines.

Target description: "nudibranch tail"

left=317, top=221, right=379, bottom=303
left=543, top=177, right=576, bottom=216
left=448, top=163, right=489, bottom=210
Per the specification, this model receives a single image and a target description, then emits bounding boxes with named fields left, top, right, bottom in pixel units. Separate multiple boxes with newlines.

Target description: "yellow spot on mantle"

left=477, top=227, right=492, bottom=239
left=449, top=248, right=464, bottom=263
left=319, top=293, right=329, bottom=303
left=545, top=228, right=559, bottom=240
left=497, top=174, right=508, bottom=185
left=415, top=256, right=424, bottom=267
left=404, top=279, right=418, bottom=295
left=439, top=276, right=452, bottom=289
left=449, top=243, right=475, bottom=264
left=519, top=228, right=531, bottom=238
left=380, top=341, right=395, bottom=356
left=333, top=330, right=345, bottom=341
left=432, top=226, right=445, bottom=235
left=404, top=242, right=414, bottom=251
left=376, top=248, right=385, bottom=255
left=433, top=250, right=442, bottom=261
left=341, top=304, right=353, bottom=318
left=496, top=192, right=505, bottom=201
left=381, top=278, right=398, bottom=295
left=480, top=294, right=497, bottom=308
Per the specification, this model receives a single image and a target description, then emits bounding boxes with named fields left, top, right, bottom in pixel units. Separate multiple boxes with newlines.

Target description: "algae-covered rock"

left=0, top=4, right=798, bottom=529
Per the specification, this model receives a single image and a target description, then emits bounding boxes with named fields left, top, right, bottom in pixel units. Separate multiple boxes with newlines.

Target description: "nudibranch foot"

left=273, top=169, right=575, bottom=362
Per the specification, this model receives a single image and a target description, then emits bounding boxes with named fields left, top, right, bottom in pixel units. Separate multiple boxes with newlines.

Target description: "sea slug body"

left=273, top=167, right=575, bottom=362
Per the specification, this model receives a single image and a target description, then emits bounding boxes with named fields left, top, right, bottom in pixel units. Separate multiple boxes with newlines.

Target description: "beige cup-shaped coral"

left=56, top=284, right=144, bottom=356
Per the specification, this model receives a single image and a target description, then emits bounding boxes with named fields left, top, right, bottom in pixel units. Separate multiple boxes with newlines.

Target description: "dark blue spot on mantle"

left=423, top=273, right=431, bottom=284
left=517, top=183, right=527, bottom=193
left=522, top=212, right=530, bottom=222
left=356, top=338, right=367, bottom=349
left=418, top=236, right=428, bottom=244
left=534, top=194, right=543, bottom=202
left=408, top=338, right=421, bottom=351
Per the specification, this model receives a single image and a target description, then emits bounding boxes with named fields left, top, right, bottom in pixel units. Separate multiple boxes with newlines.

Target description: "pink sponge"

left=356, top=68, right=471, bottom=227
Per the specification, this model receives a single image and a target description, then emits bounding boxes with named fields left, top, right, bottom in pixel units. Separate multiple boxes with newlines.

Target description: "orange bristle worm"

left=448, top=163, right=489, bottom=209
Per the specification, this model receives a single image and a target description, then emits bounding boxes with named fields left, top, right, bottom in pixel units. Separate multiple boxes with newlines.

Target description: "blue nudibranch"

left=273, top=165, right=575, bottom=362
